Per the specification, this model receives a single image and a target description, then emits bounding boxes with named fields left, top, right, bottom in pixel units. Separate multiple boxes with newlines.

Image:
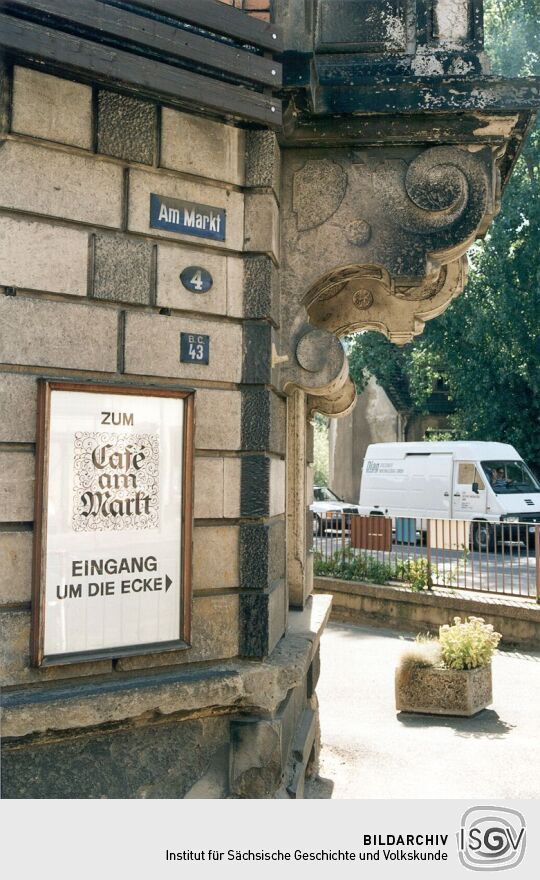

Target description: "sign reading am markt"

left=31, top=381, right=194, bottom=665
left=150, top=193, right=226, bottom=241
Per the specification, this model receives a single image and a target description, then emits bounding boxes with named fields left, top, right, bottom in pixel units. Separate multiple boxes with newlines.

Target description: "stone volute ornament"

left=273, top=0, right=540, bottom=418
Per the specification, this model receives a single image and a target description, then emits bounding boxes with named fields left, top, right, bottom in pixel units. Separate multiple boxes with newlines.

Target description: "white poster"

left=35, top=384, right=192, bottom=663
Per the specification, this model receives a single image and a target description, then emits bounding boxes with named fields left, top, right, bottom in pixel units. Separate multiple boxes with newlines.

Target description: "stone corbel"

left=275, top=142, right=500, bottom=418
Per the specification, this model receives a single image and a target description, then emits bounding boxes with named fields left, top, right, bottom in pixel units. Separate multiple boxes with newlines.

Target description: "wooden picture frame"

left=31, top=379, right=194, bottom=666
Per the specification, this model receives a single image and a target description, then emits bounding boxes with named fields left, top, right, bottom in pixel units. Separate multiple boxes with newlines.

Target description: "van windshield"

left=481, top=461, right=540, bottom=495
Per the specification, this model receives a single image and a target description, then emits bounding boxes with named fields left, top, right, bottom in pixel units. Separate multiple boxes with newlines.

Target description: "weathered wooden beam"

left=0, top=12, right=282, bottom=126
left=118, top=0, right=282, bottom=51
left=8, top=0, right=282, bottom=87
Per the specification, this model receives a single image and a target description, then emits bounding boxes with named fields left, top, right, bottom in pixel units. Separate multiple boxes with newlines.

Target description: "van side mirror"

left=472, top=482, right=479, bottom=495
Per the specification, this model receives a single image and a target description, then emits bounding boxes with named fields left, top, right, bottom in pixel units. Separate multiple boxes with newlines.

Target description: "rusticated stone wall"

left=0, top=62, right=326, bottom=799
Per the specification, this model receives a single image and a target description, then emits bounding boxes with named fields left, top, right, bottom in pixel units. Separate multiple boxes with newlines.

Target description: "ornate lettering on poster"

left=31, top=382, right=194, bottom=666
left=72, top=432, right=160, bottom=531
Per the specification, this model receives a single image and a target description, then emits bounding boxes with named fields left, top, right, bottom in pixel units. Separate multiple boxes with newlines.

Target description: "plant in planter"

left=395, top=617, right=502, bottom=717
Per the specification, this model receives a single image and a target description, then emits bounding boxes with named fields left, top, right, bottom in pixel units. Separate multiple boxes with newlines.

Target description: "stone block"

left=243, top=255, right=279, bottom=321
left=195, top=389, right=241, bottom=451
left=244, top=192, right=279, bottom=259
left=0, top=531, right=32, bottom=605
left=194, top=457, right=241, bottom=520
left=223, top=458, right=241, bottom=518
left=1, top=715, right=230, bottom=799
left=0, top=451, right=34, bottom=522
left=0, top=374, right=37, bottom=442
left=239, top=579, right=285, bottom=658
left=128, top=168, right=244, bottom=251
left=0, top=610, right=112, bottom=686
left=124, top=311, right=242, bottom=383
left=242, top=322, right=272, bottom=384
left=270, top=457, right=286, bottom=517
left=245, top=130, right=280, bottom=194
left=239, top=519, right=285, bottom=592
left=241, top=455, right=270, bottom=517
left=270, top=392, right=286, bottom=456
left=116, top=593, right=239, bottom=670
left=230, top=718, right=282, bottom=798
left=226, top=256, right=244, bottom=318
left=12, top=66, right=92, bottom=149
left=0, top=297, right=118, bottom=372
left=193, top=525, right=239, bottom=592
left=0, top=216, right=88, bottom=297
left=156, top=243, right=227, bottom=314
left=241, top=389, right=286, bottom=454
left=0, top=141, right=123, bottom=228
left=268, top=578, right=287, bottom=653
left=161, top=108, right=245, bottom=185
left=93, top=233, right=153, bottom=305
left=97, top=90, right=157, bottom=165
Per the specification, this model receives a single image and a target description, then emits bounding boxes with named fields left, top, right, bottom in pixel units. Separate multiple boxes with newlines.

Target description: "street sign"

left=180, top=266, right=213, bottom=293
left=150, top=193, right=226, bottom=241
left=31, top=381, right=194, bottom=666
left=180, top=332, right=210, bottom=365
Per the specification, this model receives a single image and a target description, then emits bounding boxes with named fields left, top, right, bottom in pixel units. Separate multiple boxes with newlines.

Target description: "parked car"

left=311, top=486, right=361, bottom=536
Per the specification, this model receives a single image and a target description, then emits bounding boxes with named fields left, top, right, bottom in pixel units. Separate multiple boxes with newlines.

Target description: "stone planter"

left=395, top=664, right=493, bottom=717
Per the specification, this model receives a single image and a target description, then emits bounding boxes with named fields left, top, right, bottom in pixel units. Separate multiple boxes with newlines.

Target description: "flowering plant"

left=439, top=616, right=501, bottom=670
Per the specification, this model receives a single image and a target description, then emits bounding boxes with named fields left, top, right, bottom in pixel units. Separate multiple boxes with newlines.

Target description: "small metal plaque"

left=150, top=193, right=226, bottom=241
left=180, top=333, right=210, bottom=365
left=180, top=266, right=213, bottom=293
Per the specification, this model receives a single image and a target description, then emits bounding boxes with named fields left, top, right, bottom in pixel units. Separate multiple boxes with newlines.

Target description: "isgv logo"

left=458, top=807, right=526, bottom=871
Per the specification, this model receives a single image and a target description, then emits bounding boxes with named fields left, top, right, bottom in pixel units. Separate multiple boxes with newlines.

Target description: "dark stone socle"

left=1, top=716, right=230, bottom=798
left=97, top=90, right=157, bottom=165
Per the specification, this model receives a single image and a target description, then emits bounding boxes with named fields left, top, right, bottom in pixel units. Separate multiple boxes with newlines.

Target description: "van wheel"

left=471, top=521, right=494, bottom=553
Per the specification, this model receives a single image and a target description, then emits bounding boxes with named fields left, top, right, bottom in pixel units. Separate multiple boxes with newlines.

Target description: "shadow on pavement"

left=396, top=708, right=515, bottom=739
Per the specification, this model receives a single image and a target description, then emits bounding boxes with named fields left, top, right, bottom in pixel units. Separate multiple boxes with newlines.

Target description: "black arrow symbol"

left=165, top=575, right=173, bottom=593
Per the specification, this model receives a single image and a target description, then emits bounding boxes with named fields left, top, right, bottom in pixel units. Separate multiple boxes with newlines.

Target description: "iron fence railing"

left=313, top=513, right=540, bottom=601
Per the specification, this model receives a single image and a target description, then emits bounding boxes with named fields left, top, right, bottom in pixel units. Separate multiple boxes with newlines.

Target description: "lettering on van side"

left=366, top=461, right=404, bottom=475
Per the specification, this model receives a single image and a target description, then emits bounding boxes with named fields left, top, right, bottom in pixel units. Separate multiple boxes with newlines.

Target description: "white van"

left=358, top=441, right=540, bottom=550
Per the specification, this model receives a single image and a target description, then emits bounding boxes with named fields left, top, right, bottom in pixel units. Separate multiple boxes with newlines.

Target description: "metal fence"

left=313, top=514, right=540, bottom=601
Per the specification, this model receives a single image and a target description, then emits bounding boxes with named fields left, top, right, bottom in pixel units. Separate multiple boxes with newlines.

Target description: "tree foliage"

left=348, top=0, right=540, bottom=472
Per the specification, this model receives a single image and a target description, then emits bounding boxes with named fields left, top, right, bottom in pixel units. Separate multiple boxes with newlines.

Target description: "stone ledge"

left=315, top=576, right=540, bottom=649
left=1, top=594, right=333, bottom=739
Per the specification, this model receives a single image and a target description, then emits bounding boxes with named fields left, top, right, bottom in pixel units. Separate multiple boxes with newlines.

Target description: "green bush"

left=314, top=549, right=398, bottom=585
left=395, top=558, right=433, bottom=592
left=439, top=616, right=502, bottom=670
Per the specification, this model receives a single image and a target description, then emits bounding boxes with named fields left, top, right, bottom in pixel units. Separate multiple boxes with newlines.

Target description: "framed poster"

left=31, top=380, right=194, bottom=666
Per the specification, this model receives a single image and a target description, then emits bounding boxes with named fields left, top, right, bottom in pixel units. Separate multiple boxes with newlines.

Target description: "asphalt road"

left=305, top=622, right=540, bottom=799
